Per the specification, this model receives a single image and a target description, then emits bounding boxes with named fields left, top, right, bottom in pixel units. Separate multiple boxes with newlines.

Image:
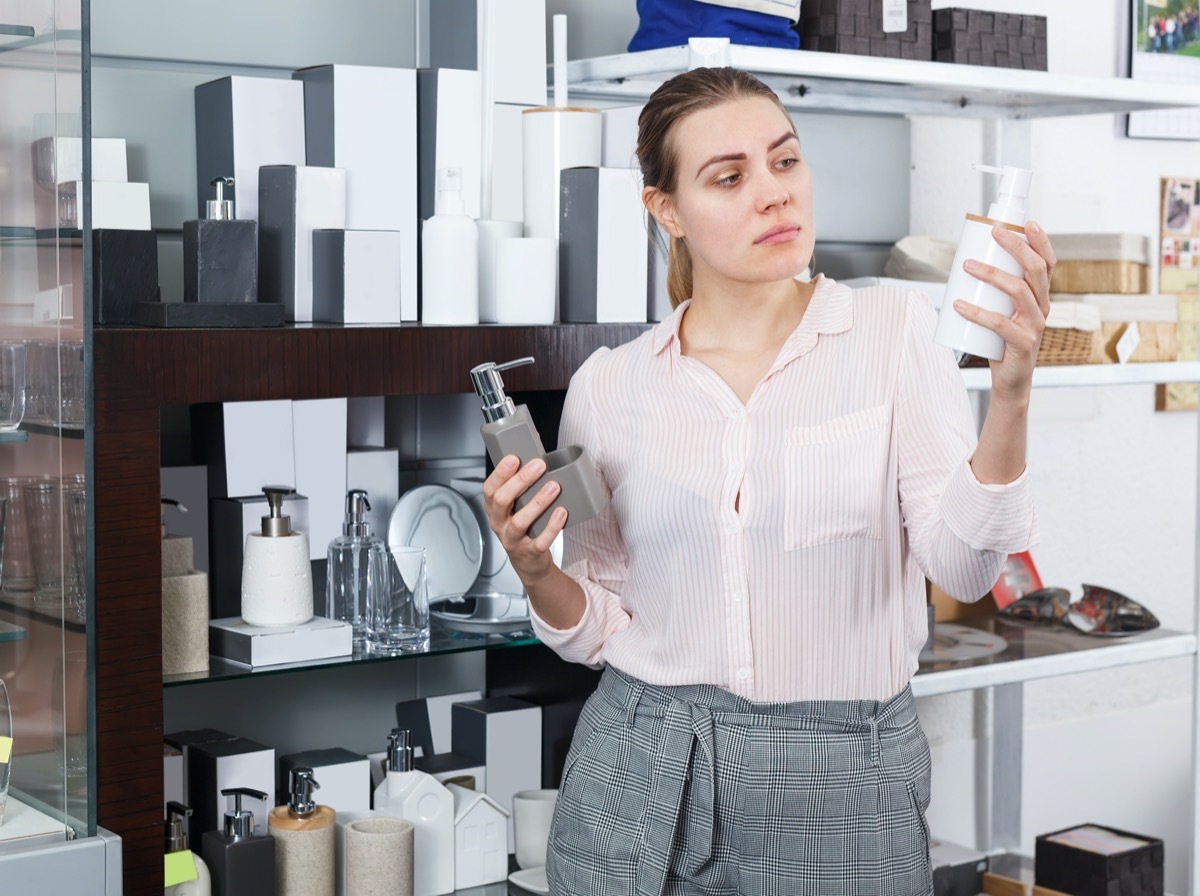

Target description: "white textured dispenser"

left=240, top=485, right=314, bottom=627
left=934, top=163, right=1033, bottom=361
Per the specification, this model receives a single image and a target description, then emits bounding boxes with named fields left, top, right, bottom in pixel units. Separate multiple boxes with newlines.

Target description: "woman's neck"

left=682, top=277, right=816, bottom=355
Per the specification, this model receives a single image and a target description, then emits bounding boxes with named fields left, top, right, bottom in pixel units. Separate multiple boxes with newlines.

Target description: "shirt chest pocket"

left=785, top=404, right=889, bottom=550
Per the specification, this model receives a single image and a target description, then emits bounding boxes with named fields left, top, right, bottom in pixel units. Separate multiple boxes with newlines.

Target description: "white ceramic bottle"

left=373, top=729, right=455, bottom=896
left=240, top=485, right=313, bottom=627
left=933, top=163, right=1034, bottom=361
left=421, top=167, right=479, bottom=325
left=165, top=802, right=213, bottom=896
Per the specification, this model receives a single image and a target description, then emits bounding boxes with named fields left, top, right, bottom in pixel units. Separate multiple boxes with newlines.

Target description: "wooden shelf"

left=90, top=321, right=647, bottom=894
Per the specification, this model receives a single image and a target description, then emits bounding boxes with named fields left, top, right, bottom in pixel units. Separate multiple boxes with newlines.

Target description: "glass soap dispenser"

left=325, top=489, right=387, bottom=647
left=200, top=787, right=275, bottom=896
left=470, top=356, right=607, bottom=536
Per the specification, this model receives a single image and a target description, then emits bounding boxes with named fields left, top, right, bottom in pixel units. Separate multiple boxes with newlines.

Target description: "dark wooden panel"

left=90, top=322, right=647, bottom=894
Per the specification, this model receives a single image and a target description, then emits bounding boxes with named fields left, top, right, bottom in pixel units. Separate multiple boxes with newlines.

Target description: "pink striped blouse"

left=529, top=277, right=1039, bottom=702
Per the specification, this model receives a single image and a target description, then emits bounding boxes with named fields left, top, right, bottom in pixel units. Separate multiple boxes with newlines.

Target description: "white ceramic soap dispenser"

left=934, top=163, right=1034, bottom=361
left=373, top=728, right=455, bottom=896
left=240, top=485, right=313, bottom=628
left=165, top=801, right=213, bottom=896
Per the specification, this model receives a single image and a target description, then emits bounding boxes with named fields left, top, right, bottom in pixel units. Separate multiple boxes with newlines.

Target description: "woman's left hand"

left=952, top=220, right=1056, bottom=403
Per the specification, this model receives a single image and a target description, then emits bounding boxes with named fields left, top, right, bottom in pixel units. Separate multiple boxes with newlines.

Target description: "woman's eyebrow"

left=695, top=131, right=799, bottom=178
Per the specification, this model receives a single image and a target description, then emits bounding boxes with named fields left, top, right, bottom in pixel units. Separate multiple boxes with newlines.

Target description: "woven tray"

left=1050, top=260, right=1150, bottom=295
left=1037, top=327, right=1093, bottom=365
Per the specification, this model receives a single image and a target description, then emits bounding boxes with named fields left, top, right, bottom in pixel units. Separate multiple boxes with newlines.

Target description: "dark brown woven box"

left=798, top=0, right=933, bottom=61
left=1034, top=824, right=1164, bottom=896
left=933, top=7, right=1047, bottom=70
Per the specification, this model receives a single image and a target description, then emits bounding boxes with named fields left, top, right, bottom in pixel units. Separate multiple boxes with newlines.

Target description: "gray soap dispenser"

left=200, top=788, right=275, bottom=896
left=470, top=356, right=607, bottom=536
left=325, top=489, right=388, bottom=647
left=267, top=767, right=336, bottom=896
left=184, top=176, right=258, bottom=305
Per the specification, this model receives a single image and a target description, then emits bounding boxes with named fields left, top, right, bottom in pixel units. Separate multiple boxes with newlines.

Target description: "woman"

left=484, top=67, right=1050, bottom=895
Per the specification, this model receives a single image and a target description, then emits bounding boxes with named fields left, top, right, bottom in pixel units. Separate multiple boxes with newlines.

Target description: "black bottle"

left=184, top=175, right=258, bottom=304
left=200, top=787, right=275, bottom=896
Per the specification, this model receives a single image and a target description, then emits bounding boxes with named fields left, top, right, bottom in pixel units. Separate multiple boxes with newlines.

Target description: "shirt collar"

left=650, top=276, right=854, bottom=359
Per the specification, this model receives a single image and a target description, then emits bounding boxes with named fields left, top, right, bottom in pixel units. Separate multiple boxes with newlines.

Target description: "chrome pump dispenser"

left=287, top=767, right=319, bottom=818
left=200, top=788, right=275, bottom=896
left=387, top=728, right=413, bottom=773
left=470, top=357, right=607, bottom=536
left=325, top=488, right=387, bottom=647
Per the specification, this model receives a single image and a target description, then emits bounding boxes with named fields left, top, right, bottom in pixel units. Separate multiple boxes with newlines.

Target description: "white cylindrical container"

left=495, top=237, right=557, bottom=324
left=476, top=219, right=522, bottom=323
left=934, top=164, right=1033, bottom=361
left=521, top=107, right=602, bottom=243
left=241, top=532, right=314, bottom=627
left=421, top=168, right=479, bottom=325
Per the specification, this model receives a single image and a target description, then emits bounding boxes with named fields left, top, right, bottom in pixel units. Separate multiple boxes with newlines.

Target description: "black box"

left=1035, top=824, right=1164, bottom=896
left=93, top=228, right=160, bottom=324
left=798, top=0, right=933, bottom=61
left=933, top=8, right=1047, bottom=70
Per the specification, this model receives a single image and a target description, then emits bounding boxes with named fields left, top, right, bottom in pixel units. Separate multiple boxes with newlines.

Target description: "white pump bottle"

left=933, top=164, right=1034, bottom=361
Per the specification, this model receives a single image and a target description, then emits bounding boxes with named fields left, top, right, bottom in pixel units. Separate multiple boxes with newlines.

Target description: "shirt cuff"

left=940, top=458, right=1040, bottom=554
left=527, top=560, right=597, bottom=649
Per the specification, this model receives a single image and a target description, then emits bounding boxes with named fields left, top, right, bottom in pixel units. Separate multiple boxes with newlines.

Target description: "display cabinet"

left=0, top=0, right=121, bottom=890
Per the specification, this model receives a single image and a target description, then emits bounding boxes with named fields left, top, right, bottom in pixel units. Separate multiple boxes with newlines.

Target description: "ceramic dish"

left=508, top=866, right=549, bottom=895
left=918, top=623, right=1008, bottom=665
left=428, top=592, right=531, bottom=634
left=386, top=484, right=483, bottom=599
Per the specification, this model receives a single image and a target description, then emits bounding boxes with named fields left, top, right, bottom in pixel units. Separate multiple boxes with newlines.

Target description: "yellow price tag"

left=0, top=735, right=13, bottom=763
left=164, top=851, right=199, bottom=888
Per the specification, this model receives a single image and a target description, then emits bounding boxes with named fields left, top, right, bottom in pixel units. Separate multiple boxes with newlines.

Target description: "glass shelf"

left=0, top=596, right=86, bottom=634
left=164, top=626, right=541, bottom=687
left=0, top=27, right=82, bottom=54
left=0, top=619, right=27, bottom=642
left=21, top=421, right=84, bottom=440
left=0, top=430, right=29, bottom=443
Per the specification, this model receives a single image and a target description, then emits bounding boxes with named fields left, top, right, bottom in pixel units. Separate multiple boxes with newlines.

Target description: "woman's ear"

left=643, top=186, right=684, bottom=239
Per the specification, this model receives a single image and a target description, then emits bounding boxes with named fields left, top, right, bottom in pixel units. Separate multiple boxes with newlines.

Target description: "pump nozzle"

left=260, top=485, right=295, bottom=537
left=161, top=496, right=187, bottom=540
left=222, top=787, right=268, bottom=839
left=387, top=728, right=414, bottom=773
left=973, top=163, right=1033, bottom=226
left=165, top=801, right=193, bottom=853
left=343, top=489, right=372, bottom=537
left=470, top=356, right=535, bottom=423
left=207, top=176, right=235, bottom=221
left=287, top=767, right=319, bottom=818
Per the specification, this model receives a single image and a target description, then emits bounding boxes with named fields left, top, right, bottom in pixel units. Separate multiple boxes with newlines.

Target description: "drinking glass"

left=60, top=341, right=84, bottom=429
left=0, top=342, right=26, bottom=431
left=369, top=546, right=430, bottom=654
left=24, top=479, right=64, bottom=610
left=0, top=677, right=11, bottom=827
left=22, top=341, right=55, bottom=425
left=1, top=478, right=37, bottom=596
left=51, top=648, right=88, bottom=784
left=65, top=487, right=87, bottom=618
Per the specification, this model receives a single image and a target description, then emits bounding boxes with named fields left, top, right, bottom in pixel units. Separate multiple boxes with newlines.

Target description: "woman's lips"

left=756, top=225, right=800, bottom=245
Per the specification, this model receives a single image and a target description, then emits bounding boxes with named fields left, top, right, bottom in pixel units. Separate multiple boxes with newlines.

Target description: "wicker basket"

left=1037, top=326, right=1093, bottom=365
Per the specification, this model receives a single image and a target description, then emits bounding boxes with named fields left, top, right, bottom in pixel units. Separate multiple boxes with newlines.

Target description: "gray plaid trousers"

left=547, top=666, right=934, bottom=896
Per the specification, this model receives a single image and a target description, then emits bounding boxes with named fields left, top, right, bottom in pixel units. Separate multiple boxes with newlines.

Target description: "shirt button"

left=731, top=591, right=742, bottom=602
left=737, top=668, right=750, bottom=681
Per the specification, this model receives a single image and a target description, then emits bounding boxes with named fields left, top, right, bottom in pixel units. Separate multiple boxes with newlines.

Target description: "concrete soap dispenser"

left=325, top=489, right=387, bottom=647
left=373, top=728, right=455, bottom=896
left=165, top=801, right=213, bottom=896
left=470, top=356, right=607, bottom=536
left=200, top=788, right=275, bottom=896
left=934, top=163, right=1034, bottom=361
left=161, top=497, right=210, bottom=676
left=184, top=176, right=258, bottom=305
left=268, top=766, right=336, bottom=896
left=240, top=485, right=313, bottom=628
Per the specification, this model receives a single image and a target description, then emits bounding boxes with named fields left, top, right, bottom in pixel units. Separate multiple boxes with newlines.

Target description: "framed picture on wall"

left=1156, top=176, right=1199, bottom=411
left=1126, top=0, right=1200, bottom=140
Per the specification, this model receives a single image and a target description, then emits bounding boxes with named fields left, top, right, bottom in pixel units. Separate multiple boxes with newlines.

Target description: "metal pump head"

left=470, top=356, right=535, bottom=423
left=160, top=496, right=187, bottom=540
left=222, top=787, right=268, bottom=839
left=287, top=767, right=320, bottom=818
left=260, top=485, right=295, bottom=537
left=207, top=175, right=235, bottom=221
left=387, top=728, right=413, bottom=773
left=343, top=489, right=372, bottom=537
left=165, top=801, right=192, bottom=853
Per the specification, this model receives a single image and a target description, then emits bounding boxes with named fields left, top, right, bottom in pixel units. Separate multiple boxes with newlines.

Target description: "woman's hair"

left=637, top=67, right=794, bottom=308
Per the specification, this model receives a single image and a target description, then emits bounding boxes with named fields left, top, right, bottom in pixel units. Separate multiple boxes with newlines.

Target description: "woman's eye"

left=776, top=157, right=798, bottom=170
left=716, top=172, right=741, bottom=187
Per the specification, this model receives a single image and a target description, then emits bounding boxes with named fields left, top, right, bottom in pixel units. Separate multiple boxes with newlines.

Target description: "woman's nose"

left=757, top=178, right=789, bottom=212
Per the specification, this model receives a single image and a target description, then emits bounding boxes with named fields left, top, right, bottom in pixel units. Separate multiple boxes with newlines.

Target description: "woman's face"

left=649, top=95, right=815, bottom=294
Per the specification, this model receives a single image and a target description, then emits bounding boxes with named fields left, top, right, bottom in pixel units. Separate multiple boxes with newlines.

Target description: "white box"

left=188, top=736, right=275, bottom=846
left=601, top=106, right=643, bottom=169
left=295, top=65, right=418, bottom=320
left=34, top=136, right=128, bottom=183
left=279, top=748, right=371, bottom=813
left=208, top=615, right=353, bottom=667
left=417, top=69, right=482, bottom=221
left=32, top=284, right=73, bottom=323
left=194, top=76, right=307, bottom=223
left=429, top=0, right=547, bottom=107
left=346, top=448, right=399, bottom=542
left=452, top=698, right=542, bottom=851
left=491, top=103, right=527, bottom=223
left=312, top=230, right=405, bottom=323
left=215, top=400, right=296, bottom=498
left=67, top=180, right=151, bottom=230
left=259, top=165, right=348, bottom=322
left=293, top=398, right=348, bottom=560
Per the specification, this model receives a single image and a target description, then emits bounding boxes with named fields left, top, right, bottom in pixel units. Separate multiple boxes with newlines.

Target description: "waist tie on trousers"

left=636, top=698, right=717, bottom=896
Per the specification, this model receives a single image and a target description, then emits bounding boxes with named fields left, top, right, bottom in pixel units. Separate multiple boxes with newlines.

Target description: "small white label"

left=1116, top=321, right=1141, bottom=364
left=882, top=0, right=908, bottom=33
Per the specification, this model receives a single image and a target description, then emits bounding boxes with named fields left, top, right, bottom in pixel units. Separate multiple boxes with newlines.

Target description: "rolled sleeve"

left=940, top=458, right=1040, bottom=554
left=528, top=559, right=631, bottom=668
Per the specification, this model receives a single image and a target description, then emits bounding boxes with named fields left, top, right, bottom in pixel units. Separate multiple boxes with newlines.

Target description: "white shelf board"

left=912, top=628, right=1196, bottom=697
left=961, top=360, right=1200, bottom=390
left=566, top=45, right=1200, bottom=119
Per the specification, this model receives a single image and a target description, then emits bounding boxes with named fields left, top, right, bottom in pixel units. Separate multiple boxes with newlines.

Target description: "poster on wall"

left=1126, top=0, right=1200, bottom=140
left=1156, top=176, right=1199, bottom=411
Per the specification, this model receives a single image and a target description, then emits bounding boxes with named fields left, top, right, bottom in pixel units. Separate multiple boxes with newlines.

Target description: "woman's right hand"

left=482, top=455, right=568, bottom=588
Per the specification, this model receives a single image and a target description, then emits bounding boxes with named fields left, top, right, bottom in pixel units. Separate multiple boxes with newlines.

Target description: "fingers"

left=974, top=222, right=1054, bottom=318
left=952, top=300, right=1040, bottom=362
left=481, top=454, right=569, bottom=548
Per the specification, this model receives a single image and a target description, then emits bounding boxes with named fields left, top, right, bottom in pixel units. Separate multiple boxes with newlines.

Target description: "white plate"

left=508, top=866, right=549, bottom=895
left=387, top=484, right=483, bottom=599
left=429, top=593, right=531, bottom=634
